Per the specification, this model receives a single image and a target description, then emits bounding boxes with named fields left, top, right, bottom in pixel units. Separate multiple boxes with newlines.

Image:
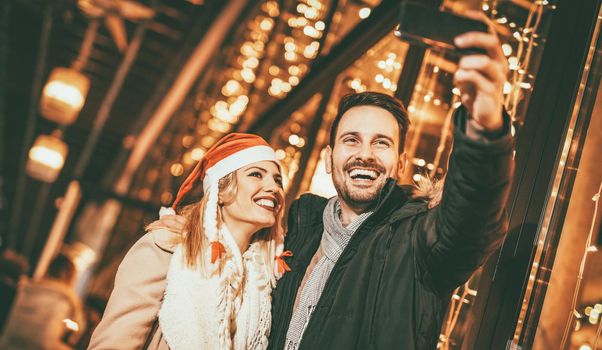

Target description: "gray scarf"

left=285, top=197, right=373, bottom=350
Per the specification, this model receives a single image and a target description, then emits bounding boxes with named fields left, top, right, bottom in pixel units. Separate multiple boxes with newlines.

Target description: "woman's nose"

left=263, top=177, right=280, bottom=192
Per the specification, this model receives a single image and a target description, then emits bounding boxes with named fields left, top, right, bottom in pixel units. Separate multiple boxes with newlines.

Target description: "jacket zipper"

left=367, top=225, right=396, bottom=342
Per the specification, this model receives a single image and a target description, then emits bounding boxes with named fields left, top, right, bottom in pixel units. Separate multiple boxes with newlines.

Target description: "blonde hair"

left=179, top=169, right=285, bottom=283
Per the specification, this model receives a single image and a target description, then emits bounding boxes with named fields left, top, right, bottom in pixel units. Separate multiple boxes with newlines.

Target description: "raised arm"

left=414, top=12, right=514, bottom=295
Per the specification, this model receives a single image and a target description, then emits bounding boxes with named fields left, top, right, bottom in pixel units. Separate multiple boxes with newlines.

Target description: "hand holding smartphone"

left=396, top=2, right=489, bottom=56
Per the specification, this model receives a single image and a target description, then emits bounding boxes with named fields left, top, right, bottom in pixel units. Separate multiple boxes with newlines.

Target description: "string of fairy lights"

left=561, top=182, right=602, bottom=350
left=134, top=0, right=282, bottom=205
left=145, top=0, right=343, bottom=206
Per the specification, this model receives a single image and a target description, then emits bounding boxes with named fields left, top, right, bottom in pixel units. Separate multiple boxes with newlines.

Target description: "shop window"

left=511, top=8, right=602, bottom=349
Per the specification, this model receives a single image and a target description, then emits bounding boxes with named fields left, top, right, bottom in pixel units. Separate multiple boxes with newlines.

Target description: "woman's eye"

left=275, top=178, right=283, bottom=187
left=343, top=137, right=358, bottom=144
left=375, top=139, right=390, bottom=147
left=249, top=171, right=262, bottom=178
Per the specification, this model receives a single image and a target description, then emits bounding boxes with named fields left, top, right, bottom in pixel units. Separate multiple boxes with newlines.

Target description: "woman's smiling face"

left=219, top=160, right=284, bottom=234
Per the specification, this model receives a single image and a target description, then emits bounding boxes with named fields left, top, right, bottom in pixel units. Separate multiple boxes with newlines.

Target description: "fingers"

left=454, top=11, right=504, bottom=62
left=454, top=69, right=497, bottom=96
left=458, top=55, right=507, bottom=83
left=455, top=32, right=505, bottom=62
left=453, top=12, right=508, bottom=97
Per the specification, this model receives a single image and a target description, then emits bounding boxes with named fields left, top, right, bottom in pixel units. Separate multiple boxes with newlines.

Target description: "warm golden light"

left=63, top=319, right=79, bottom=332
left=44, top=81, right=84, bottom=109
left=359, top=7, right=371, bottom=19
left=40, top=67, right=90, bottom=125
left=275, top=149, right=286, bottom=160
left=243, top=57, right=259, bottom=69
left=27, top=133, right=68, bottom=183
left=170, top=163, right=184, bottom=176
left=285, top=51, right=298, bottom=61
left=259, top=18, right=274, bottom=31
left=222, top=79, right=242, bottom=96
left=288, top=134, right=300, bottom=145
left=208, top=118, right=231, bottom=133
left=29, top=145, right=64, bottom=170
left=241, top=69, right=256, bottom=83
left=191, top=147, right=205, bottom=160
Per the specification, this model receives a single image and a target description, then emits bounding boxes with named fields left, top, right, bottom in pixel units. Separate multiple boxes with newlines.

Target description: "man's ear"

left=325, top=146, right=333, bottom=174
left=397, top=152, right=407, bottom=178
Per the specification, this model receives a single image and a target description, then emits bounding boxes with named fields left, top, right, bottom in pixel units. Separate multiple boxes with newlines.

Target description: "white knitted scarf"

left=159, top=225, right=273, bottom=350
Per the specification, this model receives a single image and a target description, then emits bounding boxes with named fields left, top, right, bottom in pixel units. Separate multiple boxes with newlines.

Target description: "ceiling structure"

left=2, top=0, right=224, bottom=259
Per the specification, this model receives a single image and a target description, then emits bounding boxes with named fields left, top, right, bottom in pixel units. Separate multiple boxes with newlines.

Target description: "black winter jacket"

left=268, top=110, right=515, bottom=350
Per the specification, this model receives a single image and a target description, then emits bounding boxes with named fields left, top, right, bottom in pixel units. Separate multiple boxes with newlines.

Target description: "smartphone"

left=397, top=2, right=489, bottom=56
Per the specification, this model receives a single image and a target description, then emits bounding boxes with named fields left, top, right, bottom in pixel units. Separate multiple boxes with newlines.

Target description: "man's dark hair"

left=329, top=91, right=410, bottom=153
left=46, top=253, right=76, bottom=283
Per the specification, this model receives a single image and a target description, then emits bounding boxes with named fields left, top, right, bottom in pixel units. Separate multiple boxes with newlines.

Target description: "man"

left=156, top=12, right=513, bottom=350
left=270, top=12, right=512, bottom=350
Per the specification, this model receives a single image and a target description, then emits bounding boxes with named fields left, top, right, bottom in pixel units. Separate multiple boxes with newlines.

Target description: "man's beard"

left=332, top=159, right=387, bottom=211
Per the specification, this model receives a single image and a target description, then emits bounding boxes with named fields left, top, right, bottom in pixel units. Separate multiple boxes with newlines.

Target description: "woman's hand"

left=147, top=214, right=187, bottom=233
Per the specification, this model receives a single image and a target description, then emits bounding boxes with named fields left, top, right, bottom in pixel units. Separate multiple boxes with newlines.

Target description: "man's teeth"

left=349, top=169, right=378, bottom=180
left=255, top=199, right=276, bottom=208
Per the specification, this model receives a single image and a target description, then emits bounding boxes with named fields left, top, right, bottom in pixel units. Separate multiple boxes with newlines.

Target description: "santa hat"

left=160, top=133, right=287, bottom=274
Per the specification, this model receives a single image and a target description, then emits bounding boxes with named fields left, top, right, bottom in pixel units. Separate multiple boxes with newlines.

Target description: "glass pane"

left=512, top=6, right=602, bottom=350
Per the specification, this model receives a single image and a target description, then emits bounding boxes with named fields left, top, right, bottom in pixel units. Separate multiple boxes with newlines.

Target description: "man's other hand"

left=147, top=214, right=187, bottom=233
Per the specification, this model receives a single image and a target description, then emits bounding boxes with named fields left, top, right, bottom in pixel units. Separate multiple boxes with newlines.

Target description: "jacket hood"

left=408, top=176, right=444, bottom=209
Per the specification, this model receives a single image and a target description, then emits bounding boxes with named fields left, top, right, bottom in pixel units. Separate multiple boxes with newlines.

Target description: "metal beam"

left=7, top=2, right=54, bottom=250
left=0, top=1, right=9, bottom=248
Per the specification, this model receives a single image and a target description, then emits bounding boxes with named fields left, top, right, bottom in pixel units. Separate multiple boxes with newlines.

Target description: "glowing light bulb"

left=359, top=7, right=371, bottom=19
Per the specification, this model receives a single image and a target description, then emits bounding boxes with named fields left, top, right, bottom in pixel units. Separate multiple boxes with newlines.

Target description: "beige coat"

left=88, top=229, right=177, bottom=350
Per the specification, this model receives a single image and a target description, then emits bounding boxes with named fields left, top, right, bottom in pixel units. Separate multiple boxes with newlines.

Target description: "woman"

left=89, top=133, right=290, bottom=350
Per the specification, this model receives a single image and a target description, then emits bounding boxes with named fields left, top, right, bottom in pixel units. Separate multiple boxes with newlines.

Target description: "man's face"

left=325, top=105, right=406, bottom=210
